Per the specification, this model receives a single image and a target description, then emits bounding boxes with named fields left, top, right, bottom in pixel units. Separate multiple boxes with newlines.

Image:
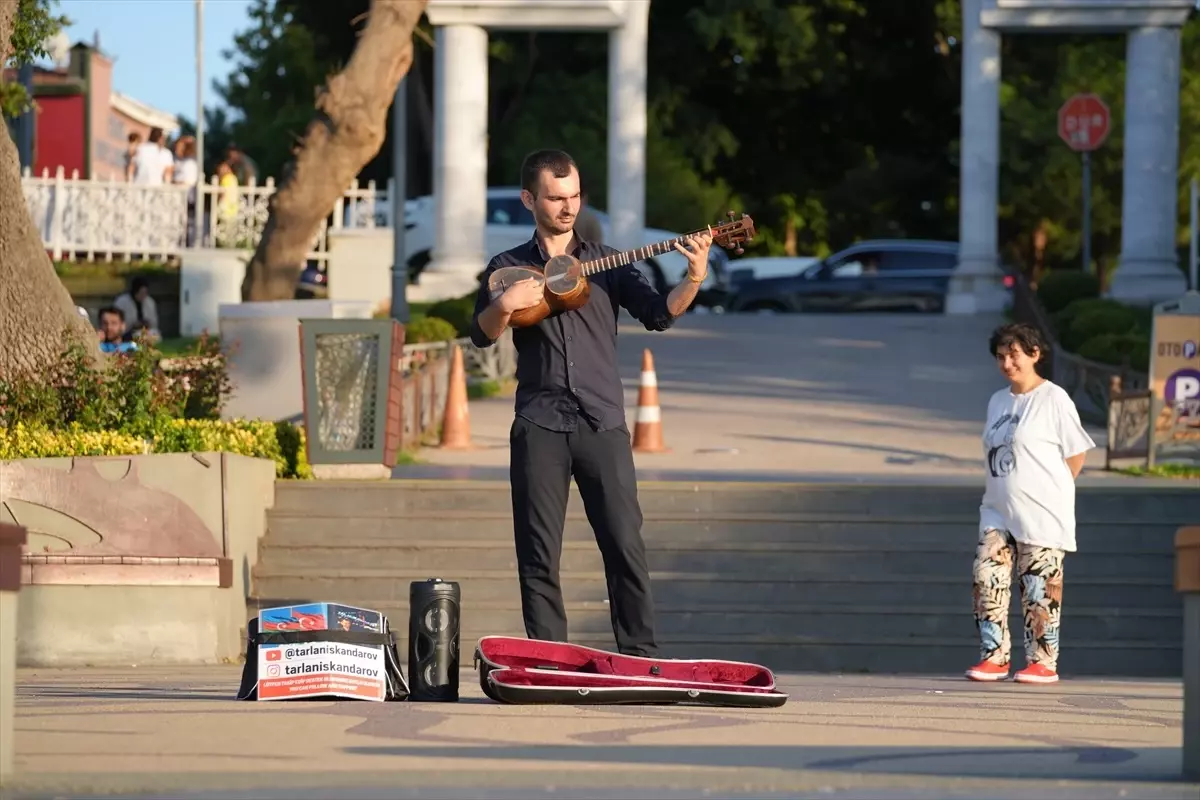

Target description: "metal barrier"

left=1106, top=375, right=1152, bottom=469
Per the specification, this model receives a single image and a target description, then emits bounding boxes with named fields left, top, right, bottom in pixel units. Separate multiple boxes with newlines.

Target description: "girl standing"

left=967, top=323, right=1096, bottom=684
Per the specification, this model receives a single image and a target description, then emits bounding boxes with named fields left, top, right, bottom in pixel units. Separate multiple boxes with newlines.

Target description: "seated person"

left=112, top=277, right=161, bottom=343
left=96, top=306, right=138, bottom=354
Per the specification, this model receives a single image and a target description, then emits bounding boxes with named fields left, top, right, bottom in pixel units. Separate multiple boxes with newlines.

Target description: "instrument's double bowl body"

left=487, top=254, right=588, bottom=328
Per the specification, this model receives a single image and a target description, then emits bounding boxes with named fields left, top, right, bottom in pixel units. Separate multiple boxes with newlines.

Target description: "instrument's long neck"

left=580, top=229, right=710, bottom=276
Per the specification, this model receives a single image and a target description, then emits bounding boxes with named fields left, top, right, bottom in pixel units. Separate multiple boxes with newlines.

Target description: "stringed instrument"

left=487, top=211, right=756, bottom=328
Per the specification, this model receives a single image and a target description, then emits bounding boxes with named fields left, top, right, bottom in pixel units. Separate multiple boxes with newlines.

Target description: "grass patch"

left=156, top=337, right=211, bottom=358
left=1118, top=463, right=1200, bottom=480
left=395, top=449, right=423, bottom=466
left=54, top=259, right=176, bottom=278
left=468, top=378, right=515, bottom=400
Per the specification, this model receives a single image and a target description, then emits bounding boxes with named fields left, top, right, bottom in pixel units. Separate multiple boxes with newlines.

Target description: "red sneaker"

left=1014, top=663, right=1059, bottom=684
left=965, top=659, right=1010, bottom=681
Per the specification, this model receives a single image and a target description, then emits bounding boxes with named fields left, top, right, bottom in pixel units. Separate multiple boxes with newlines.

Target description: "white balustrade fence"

left=22, top=167, right=392, bottom=264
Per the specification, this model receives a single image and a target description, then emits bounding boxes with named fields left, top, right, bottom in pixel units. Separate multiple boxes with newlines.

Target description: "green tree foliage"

left=211, top=0, right=1200, bottom=272
left=1, top=0, right=69, bottom=118
left=212, top=0, right=340, bottom=181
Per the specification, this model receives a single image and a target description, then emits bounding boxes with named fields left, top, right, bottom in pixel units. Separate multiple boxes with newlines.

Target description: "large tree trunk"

left=0, top=2, right=98, bottom=381
left=241, top=0, right=429, bottom=301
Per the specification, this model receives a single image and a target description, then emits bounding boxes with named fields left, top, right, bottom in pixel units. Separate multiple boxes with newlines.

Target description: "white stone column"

left=947, top=0, right=1008, bottom=315
left=424, top=24, right=489, bottom=300
left=1110, top=26, right=1187, bottom=305
left=607, top=0, right=649, bottom=253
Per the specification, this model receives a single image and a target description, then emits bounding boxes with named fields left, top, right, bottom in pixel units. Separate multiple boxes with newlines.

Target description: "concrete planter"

left=0, top=452, right=276, bottom=667
left=0, top=522, right=25, bottom=785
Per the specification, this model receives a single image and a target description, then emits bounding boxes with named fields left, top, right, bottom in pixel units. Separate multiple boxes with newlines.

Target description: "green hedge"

left=1035, top=270, right=1153, bottom=374
left=1036, top=270, right=1100, bottom=315
left=0, top=418, right=312, bottom=478
left=0, top=330, right=312, bottom=478
left=425, top=292, right=477, bottom=337
left=404, top=316, right=458, bottom=343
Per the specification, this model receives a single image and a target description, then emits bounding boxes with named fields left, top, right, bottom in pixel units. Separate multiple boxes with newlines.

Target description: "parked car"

left=700, top=256, right=820, bottom=312
left=725, top=239, right=990, bottom=314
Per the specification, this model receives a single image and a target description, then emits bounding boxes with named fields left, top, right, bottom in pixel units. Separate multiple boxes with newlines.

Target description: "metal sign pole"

left=1190, top=176, right=1198, bottom=292
left=391, top=77, right=409, bottom=323
left=195, top=0, right=205, bottom=179
left=1082, top=151, right=1092, bottom=275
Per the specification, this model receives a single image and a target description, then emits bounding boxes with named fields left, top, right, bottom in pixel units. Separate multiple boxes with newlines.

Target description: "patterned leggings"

left=972, top=528, right=1065, bottom=670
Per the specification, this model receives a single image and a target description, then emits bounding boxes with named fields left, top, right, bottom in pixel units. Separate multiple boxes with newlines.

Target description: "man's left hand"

left=674, top=231, right=713, bottom=282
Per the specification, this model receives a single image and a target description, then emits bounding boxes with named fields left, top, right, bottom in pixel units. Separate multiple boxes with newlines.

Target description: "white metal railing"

left=21, top=166, right=391, bottom=264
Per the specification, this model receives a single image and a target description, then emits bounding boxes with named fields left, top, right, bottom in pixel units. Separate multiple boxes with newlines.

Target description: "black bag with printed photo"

left=235, top=615, right=411, bottom=701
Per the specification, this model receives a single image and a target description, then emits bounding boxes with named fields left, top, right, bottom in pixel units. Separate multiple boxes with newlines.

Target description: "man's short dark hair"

left=148, top=127, right=163, bottom=144
left=520, top=149, right=577, bottom=196
left=989, top=322, right=1047, bottom=362
left=98, top=305, right=124, bottom=322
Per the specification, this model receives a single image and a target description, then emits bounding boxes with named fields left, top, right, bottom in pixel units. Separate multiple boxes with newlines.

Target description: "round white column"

left=1110, top=25, right=1187, bottom=305
left=606, top=0, right=649, bottom=253
left=424, top=23, right=489, bottom=300
left=947, top=0, right=1008, bottom=315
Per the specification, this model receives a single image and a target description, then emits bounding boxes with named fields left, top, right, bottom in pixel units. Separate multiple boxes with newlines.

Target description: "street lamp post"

left=195, top=0, right=205, bottom=178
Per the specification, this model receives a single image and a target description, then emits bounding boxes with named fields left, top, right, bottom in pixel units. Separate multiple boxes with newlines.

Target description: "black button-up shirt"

left=469, top=234, right=677, bottom=433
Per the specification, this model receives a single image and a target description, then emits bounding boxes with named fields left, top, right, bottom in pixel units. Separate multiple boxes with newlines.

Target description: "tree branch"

left=241, top=0, right=429, bottom=301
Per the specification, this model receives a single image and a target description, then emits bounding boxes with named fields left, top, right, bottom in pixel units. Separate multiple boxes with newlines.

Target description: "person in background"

left=96, top=307, right=137, bottom=354
left=214, top=160, right=240, bottom=246
left=131, top=127, right=174, bottom=185
left=225, top=143, right=258, bottom=185
left=124, top=132, right=142, bottom=182
left=172, top=135, right=201, bottom=246
left=574, top=183, right=604, bottom=244
left=966, top=322, right=1096, bottom=685
left=112, top=277, right=161, bottom=344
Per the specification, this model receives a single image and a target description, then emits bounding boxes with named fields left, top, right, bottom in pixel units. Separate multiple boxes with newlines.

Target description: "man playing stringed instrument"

left=469, top=149, right=713, bottom=658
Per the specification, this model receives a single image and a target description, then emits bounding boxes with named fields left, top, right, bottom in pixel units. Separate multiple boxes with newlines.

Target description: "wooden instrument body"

left=487, top=254, right=591, bottom=329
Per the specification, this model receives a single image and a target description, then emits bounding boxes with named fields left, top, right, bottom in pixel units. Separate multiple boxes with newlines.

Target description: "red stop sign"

left=1058, top=93, right=1111, bottom=152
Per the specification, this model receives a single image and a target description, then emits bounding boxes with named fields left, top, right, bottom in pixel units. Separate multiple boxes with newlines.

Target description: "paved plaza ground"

left=416, top=311, right=1128, bottom=481
left=6, top=666, right=1198, bottom=799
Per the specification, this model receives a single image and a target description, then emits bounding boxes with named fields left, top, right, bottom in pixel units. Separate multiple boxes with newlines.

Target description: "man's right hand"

left=496, top=278, right=544, bottom=313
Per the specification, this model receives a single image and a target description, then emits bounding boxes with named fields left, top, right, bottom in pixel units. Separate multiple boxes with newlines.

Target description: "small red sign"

left=1058, top=93, right=1111, bottom=152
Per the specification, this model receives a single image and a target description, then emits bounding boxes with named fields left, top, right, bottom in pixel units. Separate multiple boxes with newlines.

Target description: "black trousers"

left=508, top=414, right=657, bottom=657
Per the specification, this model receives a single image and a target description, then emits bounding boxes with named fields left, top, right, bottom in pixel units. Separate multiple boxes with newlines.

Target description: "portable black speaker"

left=407, top=578, right=461, bottom=701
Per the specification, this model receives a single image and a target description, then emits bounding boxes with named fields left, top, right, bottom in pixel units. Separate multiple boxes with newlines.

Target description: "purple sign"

left=1165, top=368, right=1200, bottom=417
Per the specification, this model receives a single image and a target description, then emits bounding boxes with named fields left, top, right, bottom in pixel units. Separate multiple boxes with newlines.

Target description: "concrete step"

left=251, top=479, right=1197, bottom=677
left=255, top=541, right=1176, bottom=581
left=245, top=596, right=1181, bottom=644
left=269, top=480, right=1200, bottom=522
left=263, top=513, right=1184, bottom=551
left=240, top=608, right=1181, bottom=678
left=251, top=569, right=1182, bottom=610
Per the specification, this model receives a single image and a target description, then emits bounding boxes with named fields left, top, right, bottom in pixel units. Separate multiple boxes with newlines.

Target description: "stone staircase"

left=249, top=479, right=1198, bottom=677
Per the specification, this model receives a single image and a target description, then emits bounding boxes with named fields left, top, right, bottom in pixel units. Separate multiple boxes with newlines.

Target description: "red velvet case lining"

left=475, top=636, right=777, bottom=691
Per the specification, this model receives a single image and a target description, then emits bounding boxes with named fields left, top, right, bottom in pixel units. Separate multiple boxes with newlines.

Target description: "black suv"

left=726, top=239, right=971, bottom=314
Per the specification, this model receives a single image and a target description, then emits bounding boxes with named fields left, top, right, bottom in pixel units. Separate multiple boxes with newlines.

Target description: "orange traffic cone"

left=439, top=345, right=472, bottom=449
left=632, top=348, right=668, bottom=453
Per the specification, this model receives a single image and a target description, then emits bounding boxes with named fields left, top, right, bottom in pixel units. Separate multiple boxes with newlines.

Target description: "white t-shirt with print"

left=979, top=380, right=1096, bottom=553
